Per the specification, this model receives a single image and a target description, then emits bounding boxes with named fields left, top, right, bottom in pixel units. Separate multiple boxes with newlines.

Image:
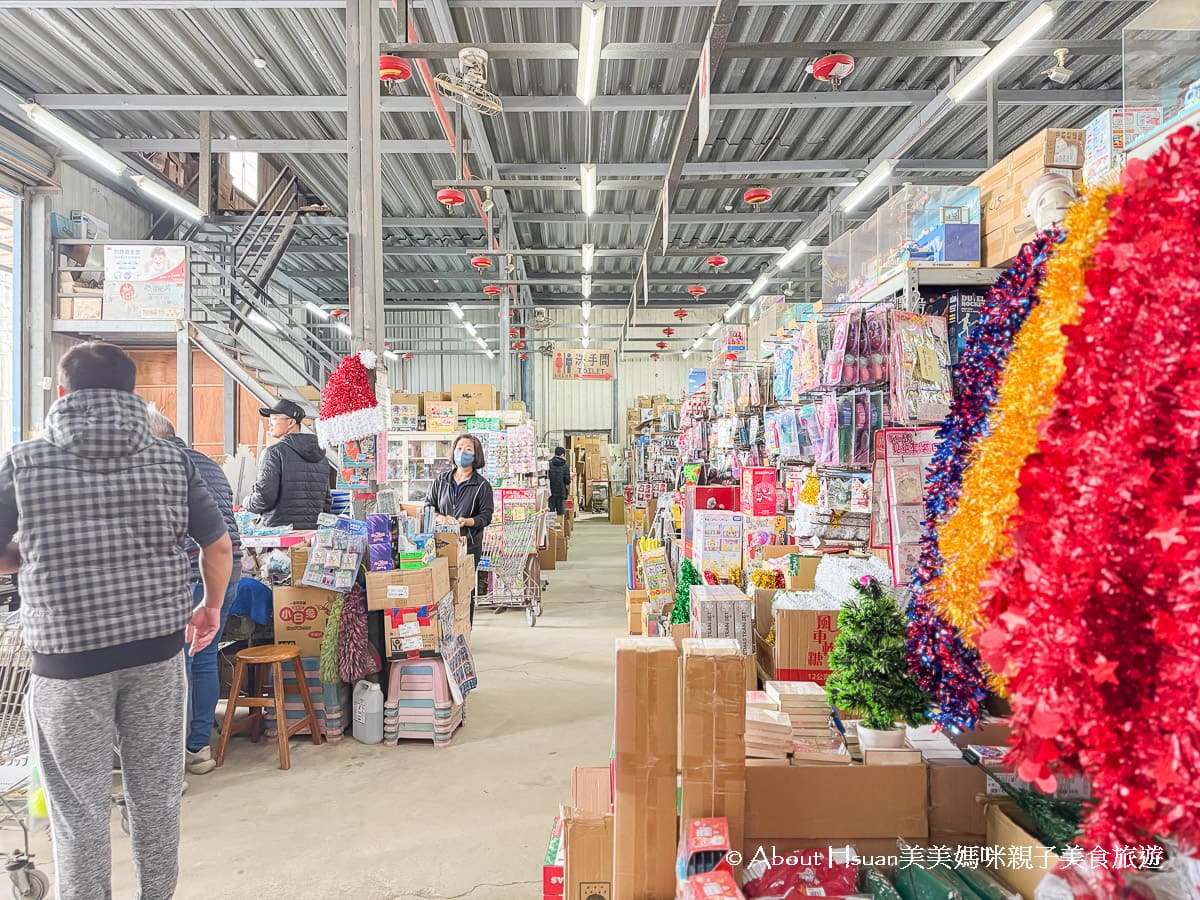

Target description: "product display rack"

left=384, top=431, right=455, bottom=503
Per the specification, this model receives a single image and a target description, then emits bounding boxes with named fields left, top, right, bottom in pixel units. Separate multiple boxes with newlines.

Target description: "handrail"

left=231, top=166, right=291, bottom=251
left=144, top=171, right=202, bottom=240
left=239, top=178, right=298, bottom=278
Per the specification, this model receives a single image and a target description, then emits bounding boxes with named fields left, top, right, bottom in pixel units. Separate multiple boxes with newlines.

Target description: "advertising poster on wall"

left=102, top=244, right=187, bottom=319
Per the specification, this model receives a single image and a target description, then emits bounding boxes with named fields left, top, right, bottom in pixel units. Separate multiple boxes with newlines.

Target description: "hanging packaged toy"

left=823, top=313, right=850, bottom=386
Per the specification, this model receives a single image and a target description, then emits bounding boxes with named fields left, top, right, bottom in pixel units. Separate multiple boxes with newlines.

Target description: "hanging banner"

left=552, top=347, right=614, bottom=381
left=102, top=244, right=187, bottom=319
left=698, top=35, right=712, bottom=148
left=661, top=181, right=670, bottom=256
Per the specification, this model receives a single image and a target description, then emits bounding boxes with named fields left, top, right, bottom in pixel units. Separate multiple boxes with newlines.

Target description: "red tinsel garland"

left=978, top=127, right=1200, bottom=858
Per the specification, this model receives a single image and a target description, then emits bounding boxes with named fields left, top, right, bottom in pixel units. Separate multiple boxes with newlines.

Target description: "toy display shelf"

left=821, top=265, right=1005, bottom=315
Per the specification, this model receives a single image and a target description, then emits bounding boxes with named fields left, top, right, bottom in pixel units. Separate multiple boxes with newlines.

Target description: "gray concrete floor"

left=29, top=516, right=624, bottom=900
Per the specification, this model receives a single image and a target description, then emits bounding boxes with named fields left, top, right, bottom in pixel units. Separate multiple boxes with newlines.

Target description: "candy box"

left=676, top=817, right=734, bottom=885
left=681, top=870, right=744, bottom=900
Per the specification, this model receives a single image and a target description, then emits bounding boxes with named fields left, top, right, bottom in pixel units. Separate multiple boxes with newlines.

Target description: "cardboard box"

left=392, top=392, right=422, bottom=413
left=928, top=759, right=988, bottom=844
left=272, top=587, right=334, bottom=658
left=422, top=391, right=450, bottom=411
left=690, top=585, right=754, bottom=656
left=987, top=802, right=1060, bottom=899
left=625, top=588, right=647, bottom=611
left=1083, top=107, right=1161, bottom=185
left=556, top=534, right=569, bottom=562
left=562, top=807, right=614, bottom=900
left=609, top=496, right=625, bottom=525
left=365, top=557, right=451, bottom=611
left=773, top=608, right=839, bottom=684
left=426, top=401, right=459, bottom=433
left=681, top=639, right=747, bottom=856
left=544, top=816, right=566, bottom=899
left=752, top=589, right=777, bottom=637
left=627, top=605, right=643, bottom=635
left=572, top=766, right=612, bottom=815
left=74, top=297, right=102, bottom=320
left=785, top=555, right=819, bottom=592
left=745, top=762, right=928, bottom=842
left=539, top=533, right=558, bottom=572
left=1009, top=127, right=1086, bottom=170
left=452, top=383, right=500, bottom=415
left=382, top=595, right=447, bottom=657
left=435, top=533, right=467, bottom=570
left=454, top=554, right=475, bottom=607
left=614, top=638, right=678, bottom=899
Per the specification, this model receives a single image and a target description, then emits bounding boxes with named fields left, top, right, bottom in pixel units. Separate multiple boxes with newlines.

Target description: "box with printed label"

left=452, top=383, right=500, bottom=415
left=271, top=587, right=334, bottom=658
left=365, top=557, right=450, bottom=611
left=774, top=608, right=839, bottom=683
left=426, top=401, right=459, bottom=433
left=382, top=595, right=447, bottom=658
left=562, top=806, right=613, bottom=900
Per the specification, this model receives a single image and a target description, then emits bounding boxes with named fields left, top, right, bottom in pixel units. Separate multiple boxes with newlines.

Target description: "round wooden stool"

left=214, top=644, right=323, bottom=771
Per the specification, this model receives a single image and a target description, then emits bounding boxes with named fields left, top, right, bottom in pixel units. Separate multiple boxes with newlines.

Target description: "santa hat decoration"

left=316, top=349, right=386, bottom=447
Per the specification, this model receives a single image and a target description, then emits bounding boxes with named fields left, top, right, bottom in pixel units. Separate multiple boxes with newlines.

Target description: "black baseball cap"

left=259, top=398, right=306, bottom=423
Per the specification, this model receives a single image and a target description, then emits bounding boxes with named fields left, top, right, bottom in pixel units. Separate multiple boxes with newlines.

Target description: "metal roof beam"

left=0, top=0, right=1028, bottom=8
left=287, top=271, right=775, bottom=285
left=287, top=245, right=788, bottom=256
left=436, top=174, right=973, bottom=192
left=36, top=90, right=1122, bottom=113
left=97, top=139, right=449, bottom=154
left=226, top=211, right=807, bottom=228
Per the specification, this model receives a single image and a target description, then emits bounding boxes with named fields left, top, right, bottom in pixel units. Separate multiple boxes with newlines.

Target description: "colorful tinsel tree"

left=672, top=558, right=700, bottom=624
left=979, top=126, right=1200, bottom=860
left=827, top=576, right=930, bottom=732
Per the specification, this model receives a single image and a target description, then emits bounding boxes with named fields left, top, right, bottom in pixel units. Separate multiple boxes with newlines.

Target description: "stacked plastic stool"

left=382, top=656, right=465, bottom=748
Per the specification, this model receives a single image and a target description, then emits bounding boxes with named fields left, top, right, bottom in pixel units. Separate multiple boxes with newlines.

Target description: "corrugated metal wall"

left=382, top=309, right=513, bottom=396
left=51, top=164, right=151, bottom=239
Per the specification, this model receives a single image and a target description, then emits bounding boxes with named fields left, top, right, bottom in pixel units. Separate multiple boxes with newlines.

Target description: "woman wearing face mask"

left=424, top=433, right=494, bottom=624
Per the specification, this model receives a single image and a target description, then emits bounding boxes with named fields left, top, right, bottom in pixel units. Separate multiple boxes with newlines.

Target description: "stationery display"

left=302, top=515, right=369, bottom=591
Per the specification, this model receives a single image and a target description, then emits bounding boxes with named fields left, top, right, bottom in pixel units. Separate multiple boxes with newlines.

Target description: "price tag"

left=397, top=621, right=421, bottom=638
left=916, top=345, right=940, bottom=381
left=386, top=585, right=410, bottom=600
left=400, top=636, right=424, bottom=652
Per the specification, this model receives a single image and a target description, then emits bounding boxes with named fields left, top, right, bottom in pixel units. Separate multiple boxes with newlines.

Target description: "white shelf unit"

left=384, top=431, right=456, bottom=503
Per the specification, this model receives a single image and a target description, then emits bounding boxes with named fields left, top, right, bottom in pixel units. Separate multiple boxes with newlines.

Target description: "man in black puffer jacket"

left=548, top=446, right=570, bottom=516
left=245, top=399, right=332, bottom=530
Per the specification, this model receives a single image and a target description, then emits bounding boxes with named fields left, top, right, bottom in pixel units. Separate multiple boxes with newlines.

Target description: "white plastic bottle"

left=352, top=680, right=384, bottom=744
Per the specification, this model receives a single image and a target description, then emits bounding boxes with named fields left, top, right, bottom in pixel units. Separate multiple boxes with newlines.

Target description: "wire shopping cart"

left=0, top=613, right=50, bottom=899
left=475, top=512, right=545, bottom=627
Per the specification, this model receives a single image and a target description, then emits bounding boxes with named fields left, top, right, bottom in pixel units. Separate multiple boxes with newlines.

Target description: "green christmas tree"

left=825, top=576, right=930, bottom=732
left=671, top=558, right=701, bottom=625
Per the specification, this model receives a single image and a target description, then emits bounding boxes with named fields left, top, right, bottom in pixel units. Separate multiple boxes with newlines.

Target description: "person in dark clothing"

left=146, top=405, right=242, bottom=776
left=424, top=434, right=494, bottom=624
left=0, top=342, right=232, bottom=900
left=548, top=446, right=570, bottom=516
left=245, top=398, right=332, bottom=530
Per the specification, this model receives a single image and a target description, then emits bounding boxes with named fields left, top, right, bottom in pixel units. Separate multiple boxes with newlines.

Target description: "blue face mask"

left=454, top=450, right=475, bottom=469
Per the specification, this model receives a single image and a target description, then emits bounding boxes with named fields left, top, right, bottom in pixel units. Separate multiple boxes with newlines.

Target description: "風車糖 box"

left=365, top=557, right=451, bottom=611
left=272, top=586, right=334, bottom=658
left=614, top=638, right=678, bottom=899
left=773, top=608, right=839, bottom=684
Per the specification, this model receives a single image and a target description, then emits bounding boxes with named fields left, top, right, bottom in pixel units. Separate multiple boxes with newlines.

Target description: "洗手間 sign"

left=552, top=348, right=614, bottom=381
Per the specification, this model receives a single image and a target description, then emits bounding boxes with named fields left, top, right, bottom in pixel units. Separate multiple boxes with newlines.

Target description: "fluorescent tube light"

left=463, top=321, right=477, bottom=337
left=384, top=350, right=398, bottom=361
left=486, top=349, right=495, bottom=359
left=582, top=337, right=590, bottom=348
left=948, top=3, right=1056, bottom=102
left=247, top=312, right=278, bottom=333
left=576, top=2, right=607, bottom=105
left=724, top=301, right=744, bottom=321
left=693, top=336, right=705, bottom=349
left=20, top=103, right=127, bottom=177
left=448, top=302, right=464, bottom=319
left=748, top=275, right=768, bottom=298
left=777, top=239, right=809, bottom=270
left=580, top=163, right=598, bottom=216
left=682, top=350, right=691, bottom=360
left=707, top=322, right=721, bottom=337
left=581, top=242, right=594, bottom=273
left=476, top=336, right=487, bottom=349
left=582, top=274, right=592, bottom=298
left=336, top=322, right=351, bottom=336
left=582, top=323, right=590, bottom=338
left=305, top=301, right=330, bottom=319
left=581, top=300, right=592, bottom=320
left=131, top=175, right=205, bottom=221
left=840, top=158, right=897, bottom=212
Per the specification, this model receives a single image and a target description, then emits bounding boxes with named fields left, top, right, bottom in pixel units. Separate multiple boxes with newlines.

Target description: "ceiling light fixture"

left=580, top=163, right=598, bottom=216
left=476, top=336, right=488, bottom=349
left=840, top=158, right=897, bottom=211
left=19, top=103, right=128, bottom=177
left=724, top=301, right=744, bottom=321
left=682, top=349, right=691, bottom=360
left=582, top=274, right=592, bottom=298
left=305, top=301, right=330, bottom=319
left=463, top=321, right=478, bottom=337
left=582, top=323, right=590, bottom=338
left=449, top=302, right=465, bottom=319
left=581, top=242, right=594, bottom=273
left=384, top=350, right=399, bottom=361
left=336, top=322, right=351, bottom=336
left=582, top=337, right=591, bottom=348
left=581, top=300, right=592, bottom=320
left=694, top=336, right=706, bottom=349
left=748, top=275, right=769, bottom=298
left=576, top=1, right=607, bottom=105
left=486, top=349, right=496, bottom=359
left=248, top=311, right=278, bottom=333
left=253, top=56, right=268, bottom=69
left=948, top=2, right=1056, bottom=102
left=707, top=322, right=721, bottom=337
left=132, top=175, right=205, bottom=221
left=777, top=239, right=809, bottom=270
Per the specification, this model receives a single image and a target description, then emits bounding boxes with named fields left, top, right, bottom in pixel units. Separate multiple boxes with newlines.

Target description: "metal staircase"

left=180, top=167, right=343, bottom=417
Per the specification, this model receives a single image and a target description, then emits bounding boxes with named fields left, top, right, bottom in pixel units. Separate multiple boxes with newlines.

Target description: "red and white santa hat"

left=316, top=349, right=386, bottom=447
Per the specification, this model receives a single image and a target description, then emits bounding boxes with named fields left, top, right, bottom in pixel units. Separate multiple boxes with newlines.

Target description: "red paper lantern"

left=508, top=327, right=520, bottom=337
left=650, top=352, right=661, bottom=361
left=520, top=353, right=529, bottom=361
left=655, top=341, right=668, bottom=350
left=688, top=285, right=707, bottom=299
left=403, top=353, right=414, bottom=360
left=662, top=327, right=675, bottom=338
left=470, top=255, right=493, bottom=270
left=483, top=284, right=502, bottom=296
left=673, top=308, right=689, bottom=321
left=379, top=54, right=412, bottom=82
left=513, top=341, right=526, bottom=350
left=743, top=187, right=772, bottom=206
left=331, top=309, right=347, bottom=319
left=806, top=52, right=855, bottom=89
left=436, top=188, right=466, bottom=209
left=706, top=254, right=728, bottom=271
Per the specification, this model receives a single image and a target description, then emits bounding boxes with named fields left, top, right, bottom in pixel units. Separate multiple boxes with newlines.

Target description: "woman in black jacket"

left=424, top=434, right=494, bottom=623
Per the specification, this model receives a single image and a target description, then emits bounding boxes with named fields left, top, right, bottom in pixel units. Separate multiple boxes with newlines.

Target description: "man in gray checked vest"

left=0, top=342, right=233, bottom=900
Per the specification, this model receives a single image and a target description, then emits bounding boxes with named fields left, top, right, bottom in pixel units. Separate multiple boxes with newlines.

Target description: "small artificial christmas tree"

left=671, top=558, right=701, bottom=625
left=826, top=575, right=930, bottom=732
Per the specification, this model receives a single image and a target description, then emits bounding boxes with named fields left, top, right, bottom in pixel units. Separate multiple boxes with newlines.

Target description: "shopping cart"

left=475, top=513, right=545, bottom=627
left=0, top=613, right=50, bottom=899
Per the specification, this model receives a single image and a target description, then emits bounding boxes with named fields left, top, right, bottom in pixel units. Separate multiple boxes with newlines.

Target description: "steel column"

left=198, top=111, right=213, bottom=215
left=223, top=373, right=237, bottom=456
left=24, top=190, right=51, bottom=433
left=176, top=326, right=192, bottom=444
left=985, top=76, right=999, bottom=167
left=346, top=0, right=385, bottom=358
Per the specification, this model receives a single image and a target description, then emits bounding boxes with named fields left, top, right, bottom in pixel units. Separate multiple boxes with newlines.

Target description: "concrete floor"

left=29, top=516, right=625, bottom=900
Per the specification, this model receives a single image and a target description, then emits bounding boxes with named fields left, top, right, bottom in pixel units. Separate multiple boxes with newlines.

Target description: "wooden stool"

left=214, top=644, right=323, bottom=771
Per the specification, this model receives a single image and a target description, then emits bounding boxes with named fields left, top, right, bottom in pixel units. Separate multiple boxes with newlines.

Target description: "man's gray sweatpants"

left=28, top=653, right=186, bottom=900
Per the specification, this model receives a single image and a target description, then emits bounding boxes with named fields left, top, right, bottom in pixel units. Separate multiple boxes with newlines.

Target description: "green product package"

left=862, top=867, right=904, bottom=900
